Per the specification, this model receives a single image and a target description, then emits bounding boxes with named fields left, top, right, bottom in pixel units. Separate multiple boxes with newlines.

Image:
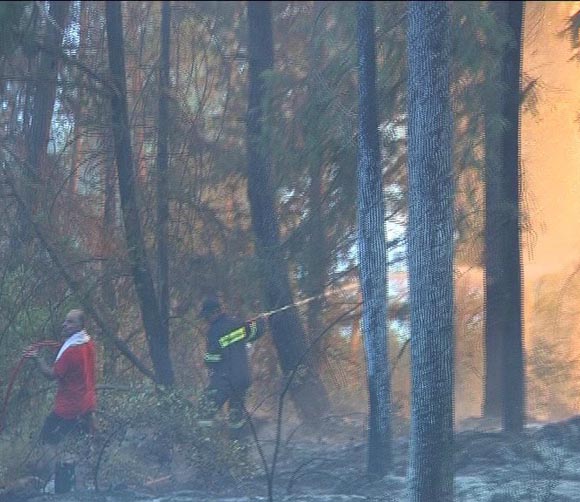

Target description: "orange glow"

left=523, top=1, right=580, bottom=276
left=454, top=2, right=580, bottom=423
left=522, top=1, right=580, bottom=419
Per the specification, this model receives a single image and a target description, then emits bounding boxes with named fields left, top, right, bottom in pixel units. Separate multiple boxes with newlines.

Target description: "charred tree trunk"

left=16, top=1, right=70, bottom=251
left=105, top=0, right=174, bottom=386
left=156, top=0, right=171, bottom=354
left=246, top=1, right=329, bottom=421
left=304, top=1, right=329, bottom=361
left=499, top=0, right=525, bottom=433
left=356, top=0, right=392, bottom=477
left=483, top=1, right=525, bottom=433
left=483, top=0, right=510, bottom=422
left=407, top=2, right=454, bottom=500
left=483, top=67, right=504, bottom=418
left=26, top=0, right=70, bottom=179
left=101, top=131, right=120, bottom=378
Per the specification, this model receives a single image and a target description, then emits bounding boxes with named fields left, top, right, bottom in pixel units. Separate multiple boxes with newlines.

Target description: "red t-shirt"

left=53, top=340, right=97, bottom=419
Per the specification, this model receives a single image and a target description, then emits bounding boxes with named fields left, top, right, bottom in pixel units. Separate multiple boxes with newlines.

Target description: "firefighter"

left=198, top=295, right=265, bottom=438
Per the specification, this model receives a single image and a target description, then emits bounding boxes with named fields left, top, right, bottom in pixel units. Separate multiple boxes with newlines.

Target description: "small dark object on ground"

left=55, top=461, right=76, bottom=494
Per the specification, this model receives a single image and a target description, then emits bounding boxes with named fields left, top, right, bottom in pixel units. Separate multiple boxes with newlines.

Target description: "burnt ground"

left=5, top=414, right=580, bottom=501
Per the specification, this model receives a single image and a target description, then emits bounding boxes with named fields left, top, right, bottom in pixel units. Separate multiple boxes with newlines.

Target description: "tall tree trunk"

left=304, top=1, right=328, bottom=364
left=500, top=1, right=525, bottom=433
left=407, top=2, right=454, bottom=501
left=483, top=78, right=504, bottom=419
left=483, top=1, right=525, bottom=433
left=101, top=131, right=120, bottom=378
left=157, top=0, right=171, bottom=357
left=356, top=1, right=392, bottom=477
left=105, top=0, right=174, bottom=386
left=26, top=0, right=70, bottom=179
left=16, top=1, right=70, bottom=251
left=246, top=0, right=329, bottom=421
left=125, top=1, right=149, bottom=184
left=69, top=0, right=88, bottom=195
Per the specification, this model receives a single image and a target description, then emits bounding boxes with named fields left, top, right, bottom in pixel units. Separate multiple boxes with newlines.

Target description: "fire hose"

left=0, top=340, right=60, bottom=434
left=0, top=289, right=360, bottom=433
left=0, top=295, right=309, bottom=431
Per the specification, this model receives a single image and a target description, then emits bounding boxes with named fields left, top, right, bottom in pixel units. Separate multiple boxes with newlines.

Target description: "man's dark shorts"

left=40, top=412, right=93, bottom=445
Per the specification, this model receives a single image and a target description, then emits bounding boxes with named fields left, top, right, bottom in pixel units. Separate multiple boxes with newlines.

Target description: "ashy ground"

left=4, top=414, right=580, bottom=501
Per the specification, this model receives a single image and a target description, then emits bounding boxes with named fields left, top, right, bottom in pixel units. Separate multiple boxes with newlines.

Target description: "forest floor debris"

left=5, top=414, right=580, bottom=501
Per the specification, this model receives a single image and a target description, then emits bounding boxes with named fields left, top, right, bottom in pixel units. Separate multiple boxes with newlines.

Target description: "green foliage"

left=0, top=3, right=577, bottom=488
left=0, top=265, right=63, bottom=395
left=0, top=383, right=52, bottom=486
left=451, top=2, right=514, bottom=266
left=94, top=384, right=254, bottom=489
left=259, top=1, right=362, bottom=290
left=0, top=267, right=71, bottom=482
left=0, top=429, right=41, bottom=484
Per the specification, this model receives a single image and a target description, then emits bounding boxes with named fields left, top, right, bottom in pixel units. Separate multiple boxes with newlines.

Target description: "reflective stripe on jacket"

left=204, top=313, right=251, bottom=391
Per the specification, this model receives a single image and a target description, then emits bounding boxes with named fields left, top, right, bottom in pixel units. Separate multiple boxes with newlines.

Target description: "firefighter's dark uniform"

left=200, top=313, right=263, bottom=434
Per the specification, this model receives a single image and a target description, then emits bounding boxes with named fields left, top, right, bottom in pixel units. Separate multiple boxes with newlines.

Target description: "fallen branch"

left=143, top=474, right=172, bottom=487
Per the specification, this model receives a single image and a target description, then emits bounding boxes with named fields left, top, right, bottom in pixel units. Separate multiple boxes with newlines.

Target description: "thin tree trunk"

left=157, top=0, right=171, bottom=355
left=500, top=0, right=525, bottom=433
left=304, top=1, right=328, bottom=364
left=70, top=116, right=84, bottom=194
left=105, top=0, right=174, bottom=386
left=356, top=0, right=392, bottom=477
left=101, top=131, right=120, bottom=378
left=483, top=1, right=525, bottom=433
left=483, top=148, right=504, bottom=419
left=125, top=1, right=149, bottom=184
left=70, top=0, right=88, bottom=195
left=407, top=2, right=454, bottom=500
left=482, top=4, right=505, bottom=418
left=17, top=1, right=70, bottom=250
left=246, top=0, right=329, bottom=421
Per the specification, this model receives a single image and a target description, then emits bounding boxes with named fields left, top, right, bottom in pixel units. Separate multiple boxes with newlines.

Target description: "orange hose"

left=0, top=340, right=60, bottom=433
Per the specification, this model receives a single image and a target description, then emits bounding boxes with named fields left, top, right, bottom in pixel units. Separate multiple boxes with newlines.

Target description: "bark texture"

left=157, top=0, right=171, bottom=350
left=407, top=2, right=454, bottom=500
left=246, top=1, right=329, bottom=420
left=105, top=0, right=174, bottom=386
left=483, top=1, right=525, bottom=433
left=356, top=0, right=392, bottom=477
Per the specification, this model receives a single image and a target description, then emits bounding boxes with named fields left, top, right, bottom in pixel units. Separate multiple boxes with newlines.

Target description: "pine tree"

left=105, top=0, right=174, bottom=386
left=407, top=2, right=454, bottom=500
left=356, top=0, right=392, bottom=477
left=246, top=0, right=330, bottom=420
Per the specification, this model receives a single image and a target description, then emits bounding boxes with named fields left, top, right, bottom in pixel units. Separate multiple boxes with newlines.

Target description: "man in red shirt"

left=27, top=309, right=97, bottom=492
